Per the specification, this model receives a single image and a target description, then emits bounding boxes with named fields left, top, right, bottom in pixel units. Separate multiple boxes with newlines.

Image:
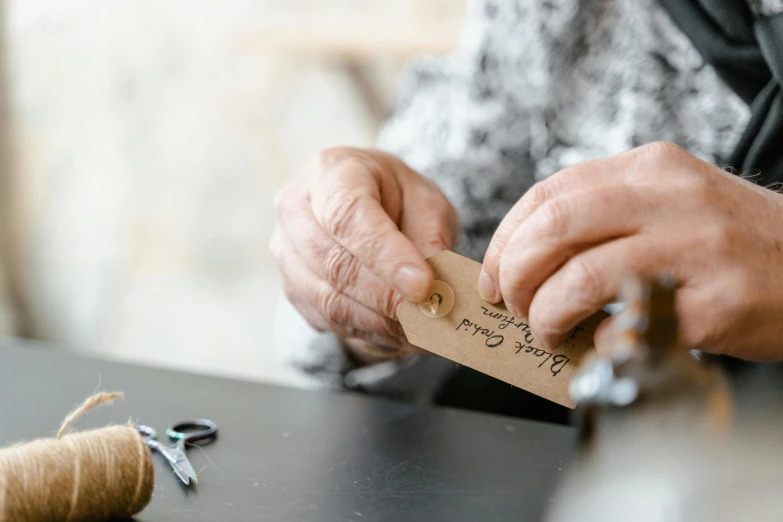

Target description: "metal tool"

left=546, top=276, right=757, bottom=522
left=136, top=419, right=218, bottom=486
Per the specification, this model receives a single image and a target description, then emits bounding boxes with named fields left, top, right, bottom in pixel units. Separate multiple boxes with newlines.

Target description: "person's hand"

left=479, top=142, right=783, bottom=361
left=271, top=147, right=459, bottom=360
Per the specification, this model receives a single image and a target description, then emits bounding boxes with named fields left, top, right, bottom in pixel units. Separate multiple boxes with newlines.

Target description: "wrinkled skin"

left=270, top=148, right=459, bottom=356
left=480, top=142, right=783, bottom=361
left=273, top=142, right=783, bottom=363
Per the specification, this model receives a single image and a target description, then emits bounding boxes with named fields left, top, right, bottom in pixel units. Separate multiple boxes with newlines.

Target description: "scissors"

left=136, top=419, right=218, bottom=486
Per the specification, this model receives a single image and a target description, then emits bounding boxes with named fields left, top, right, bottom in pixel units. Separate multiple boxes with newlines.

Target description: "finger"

left=497, top=183, right=655, bottom=317
left=309, top=154, right=433, bottom=302
left=594, top=316, right=614, bottom=357
left=277, top=189, right=404, bottom=319
left=275, top=230, right=420, bottom=351
left=398, top=177, right=461, bottom=258
left=527, top=235, right=681, bottom=350
left=480, top=148, right=654, bottom=302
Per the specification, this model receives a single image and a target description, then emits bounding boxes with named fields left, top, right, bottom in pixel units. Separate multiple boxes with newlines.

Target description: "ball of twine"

left=0, top=392, right=154, bottom=522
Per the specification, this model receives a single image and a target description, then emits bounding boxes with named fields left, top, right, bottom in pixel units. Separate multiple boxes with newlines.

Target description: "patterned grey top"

left=275, top=0, right=763, bottom=400
left=749, top=0, right=783, bottom=16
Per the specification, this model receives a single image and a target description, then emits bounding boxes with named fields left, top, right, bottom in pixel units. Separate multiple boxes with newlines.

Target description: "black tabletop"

left=0, top=338, right=577, bottom=521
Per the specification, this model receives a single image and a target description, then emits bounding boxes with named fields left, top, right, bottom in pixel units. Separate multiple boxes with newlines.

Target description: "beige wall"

left=0, top=0, right=463, bottom=386
left=0, top=256, right=14, bottom=335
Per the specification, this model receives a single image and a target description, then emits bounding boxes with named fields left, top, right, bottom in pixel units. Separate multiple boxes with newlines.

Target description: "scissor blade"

left=174, top=458, right=198, bottom=485
left=161, top=447, right=198, bottom=485
left=170, top=461, right=191, bottom=485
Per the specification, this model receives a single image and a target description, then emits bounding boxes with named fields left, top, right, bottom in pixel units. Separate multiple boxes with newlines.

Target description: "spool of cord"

left=0, top=392, right=154, bottom=522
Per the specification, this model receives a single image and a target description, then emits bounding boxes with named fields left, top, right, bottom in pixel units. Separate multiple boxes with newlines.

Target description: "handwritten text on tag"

left=398, top=251, right=606, bottom=408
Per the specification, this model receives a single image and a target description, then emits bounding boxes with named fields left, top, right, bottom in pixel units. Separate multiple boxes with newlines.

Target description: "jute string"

left=0, top=392, right=154, bottom=522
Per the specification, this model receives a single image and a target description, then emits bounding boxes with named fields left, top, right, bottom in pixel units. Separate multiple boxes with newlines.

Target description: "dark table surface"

left=0, top=338, right=577, bottom=521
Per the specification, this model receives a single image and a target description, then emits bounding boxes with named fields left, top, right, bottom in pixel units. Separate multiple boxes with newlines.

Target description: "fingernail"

left=532, top=330, right=548, bottom=349
left=395, top=265, right=430, bottom=301
left=528, top=326, right=543, bottom=346
left=542, top=333, right=567, bottom=351
left=478, top=271, right=498, bottom=302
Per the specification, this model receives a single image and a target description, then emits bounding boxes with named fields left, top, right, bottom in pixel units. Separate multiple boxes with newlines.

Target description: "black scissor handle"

left=166, top=419, right=218, bottom=445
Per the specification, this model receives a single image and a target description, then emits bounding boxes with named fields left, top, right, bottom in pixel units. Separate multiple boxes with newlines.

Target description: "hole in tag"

left=418, top=280, right=455, bottom=318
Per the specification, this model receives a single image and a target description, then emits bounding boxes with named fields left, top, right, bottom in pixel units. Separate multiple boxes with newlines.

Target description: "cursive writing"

left=480, top=306, right=584, bottom=344
left=514, top=342, right=570, bottom=377
left=455, top=318, right=505, bottom=348
left=569, top=326, right=585, bottom=340
left=479, top=307, right=534, bottom=342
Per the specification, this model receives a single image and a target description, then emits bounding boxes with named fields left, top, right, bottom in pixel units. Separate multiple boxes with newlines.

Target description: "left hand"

left=479, top=142, right=783, bottom=361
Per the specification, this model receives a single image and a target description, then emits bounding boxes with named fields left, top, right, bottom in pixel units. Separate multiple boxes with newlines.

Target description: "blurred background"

left=0, top=0, right=465, bottom=388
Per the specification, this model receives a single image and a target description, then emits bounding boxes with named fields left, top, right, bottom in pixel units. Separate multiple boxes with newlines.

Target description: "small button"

left=418, top=280, right=455, bottom=318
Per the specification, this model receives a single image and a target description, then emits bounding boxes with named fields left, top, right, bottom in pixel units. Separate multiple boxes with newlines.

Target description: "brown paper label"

left=398, top=250, right=607, bottom=408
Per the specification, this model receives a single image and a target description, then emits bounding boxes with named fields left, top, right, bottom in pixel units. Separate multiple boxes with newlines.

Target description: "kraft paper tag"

left=398, top=250, right=607, bottom=408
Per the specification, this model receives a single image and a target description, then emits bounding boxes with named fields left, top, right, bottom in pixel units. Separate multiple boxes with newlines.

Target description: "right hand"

left=270, top=147, right=460, bottom=357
